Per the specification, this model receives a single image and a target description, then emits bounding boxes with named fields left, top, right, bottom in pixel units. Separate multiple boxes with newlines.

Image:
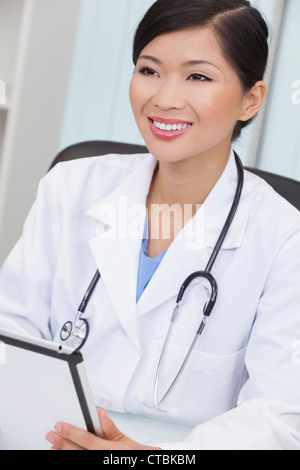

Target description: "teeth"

left=153, top=120, right=191, bottom=131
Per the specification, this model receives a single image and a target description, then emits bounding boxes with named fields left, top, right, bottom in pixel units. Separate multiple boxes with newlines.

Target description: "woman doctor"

left=0, top=0, right=300, bottom=450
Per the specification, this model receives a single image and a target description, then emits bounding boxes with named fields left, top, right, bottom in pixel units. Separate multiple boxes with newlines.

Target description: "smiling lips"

left=149, top=117, right=192, bottom=140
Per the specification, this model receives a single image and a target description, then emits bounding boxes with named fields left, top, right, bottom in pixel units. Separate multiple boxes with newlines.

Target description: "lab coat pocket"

left=144, top=340, right=247, bottom=427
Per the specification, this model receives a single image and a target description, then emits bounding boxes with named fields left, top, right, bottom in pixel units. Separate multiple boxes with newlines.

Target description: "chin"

left=147, top=146, right=186, bottom=164
left=143, top=137, right=189, bottom=163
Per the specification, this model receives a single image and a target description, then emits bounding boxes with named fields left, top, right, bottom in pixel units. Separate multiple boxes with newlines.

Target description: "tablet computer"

left=0, top=328, right=102, bottom=450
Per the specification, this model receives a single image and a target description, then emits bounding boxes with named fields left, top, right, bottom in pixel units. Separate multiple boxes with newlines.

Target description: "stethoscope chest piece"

left=60, top=321, right=73, bottom=341
left=60, top=318, right=89, bottom=350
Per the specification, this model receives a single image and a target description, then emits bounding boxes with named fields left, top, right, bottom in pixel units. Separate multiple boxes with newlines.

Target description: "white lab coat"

left=0, top=150, right=300, bottom=450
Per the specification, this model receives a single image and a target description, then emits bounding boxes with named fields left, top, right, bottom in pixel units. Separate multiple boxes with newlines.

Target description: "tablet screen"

left=0, top=329, right=101, bottom=450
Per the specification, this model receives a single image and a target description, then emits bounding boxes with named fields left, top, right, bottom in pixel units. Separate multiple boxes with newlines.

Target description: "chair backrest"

left=50, top=141, right=149, bottom=169
left=50, top=140, right=300, bottom=211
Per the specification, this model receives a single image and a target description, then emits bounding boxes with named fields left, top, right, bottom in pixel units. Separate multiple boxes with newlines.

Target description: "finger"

left=46, top=431, right=85, bottom=451
left=51, top=422, right=105, bottom=450
left=98, top=409, right=125, bottom=441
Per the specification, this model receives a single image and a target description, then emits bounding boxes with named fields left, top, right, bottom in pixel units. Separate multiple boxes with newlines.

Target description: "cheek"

left=193, top=87, right=244, bottom=129
left=217, top=84, right=245, bottom=119
left=129, top=79, right=139, bottom=116
left=129, top=77, right=149, bottom=117
left=130, top=77, right=155, bottom=141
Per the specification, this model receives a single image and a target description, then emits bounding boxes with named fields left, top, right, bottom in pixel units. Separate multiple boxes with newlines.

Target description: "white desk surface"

left=106, top=411, right=193, bottom=446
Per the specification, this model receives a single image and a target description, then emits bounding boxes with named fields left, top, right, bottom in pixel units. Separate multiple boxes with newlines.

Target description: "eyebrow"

left=183, top=60, right=219, bottom=70
left=138, top=55, right=219, bottom=70
left=138, top=55, right=162, bottom=65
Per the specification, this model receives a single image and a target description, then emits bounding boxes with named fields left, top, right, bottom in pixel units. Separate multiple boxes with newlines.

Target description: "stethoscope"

left=60, top=152, right=244, bottom=409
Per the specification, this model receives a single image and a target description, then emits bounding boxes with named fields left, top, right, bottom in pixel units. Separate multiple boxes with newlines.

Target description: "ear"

left=239, top=81, right=268, bottom=122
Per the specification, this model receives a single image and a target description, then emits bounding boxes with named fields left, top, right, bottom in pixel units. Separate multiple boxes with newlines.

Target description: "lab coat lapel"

left=137, top=151, right=250, bottom=316
left=87, top=155, right=157, bottom=349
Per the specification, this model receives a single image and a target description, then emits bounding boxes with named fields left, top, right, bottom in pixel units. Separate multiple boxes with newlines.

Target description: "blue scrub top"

left=136, top=218, right=167, bottom=302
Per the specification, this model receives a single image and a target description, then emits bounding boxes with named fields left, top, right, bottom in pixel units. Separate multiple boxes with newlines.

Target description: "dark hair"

left=133, top=0, right=269, bottom=141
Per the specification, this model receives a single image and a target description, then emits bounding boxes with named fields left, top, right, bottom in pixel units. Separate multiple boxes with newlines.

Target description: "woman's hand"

left=46, top=408, right=161, bottom=450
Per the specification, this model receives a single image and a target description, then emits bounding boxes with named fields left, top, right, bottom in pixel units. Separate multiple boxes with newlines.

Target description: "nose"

left=152, top=77, right=185, bottom=111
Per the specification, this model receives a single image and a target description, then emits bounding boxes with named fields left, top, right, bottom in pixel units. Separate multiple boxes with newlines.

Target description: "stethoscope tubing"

left=78, top=270, right=101, bottom=314
left=151, top=153, right=244, bottom=408
left=205, top=152, right=244, bottom=273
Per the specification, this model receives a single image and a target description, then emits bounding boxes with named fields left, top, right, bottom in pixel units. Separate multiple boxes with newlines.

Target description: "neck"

left=149, top=146, right=232, bottom=209
left=145, top=145, right=232, bottom=257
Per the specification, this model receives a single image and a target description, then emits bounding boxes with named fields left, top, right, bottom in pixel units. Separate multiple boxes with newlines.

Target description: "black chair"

left=50, top=140, right=300, bottom=211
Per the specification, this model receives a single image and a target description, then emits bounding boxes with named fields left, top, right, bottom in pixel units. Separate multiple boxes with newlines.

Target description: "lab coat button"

left=98, top=399, right=112, bottom=409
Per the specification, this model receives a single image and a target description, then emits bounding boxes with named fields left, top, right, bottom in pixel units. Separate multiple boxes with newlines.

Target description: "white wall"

left=59, top=0, right=154, bottom=151
left=257, top=0, right=300, bottom=179
left=0, top=0, right=80, bottom=264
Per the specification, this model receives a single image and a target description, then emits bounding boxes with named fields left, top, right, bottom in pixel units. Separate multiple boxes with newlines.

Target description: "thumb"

left=98, top=408, right=125, bottom=441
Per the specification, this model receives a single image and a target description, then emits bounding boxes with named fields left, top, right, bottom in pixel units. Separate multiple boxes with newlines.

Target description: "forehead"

left=139, top=27, right=225, bottom=66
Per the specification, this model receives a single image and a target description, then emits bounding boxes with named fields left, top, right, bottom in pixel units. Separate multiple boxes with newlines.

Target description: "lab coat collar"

left=87, top=155, right=157, bottom=349
left=86, top=151, right=249, bottom=343
left=86, top=155, right=157, bottom=228
left=203, top=150, right=249, bottom=249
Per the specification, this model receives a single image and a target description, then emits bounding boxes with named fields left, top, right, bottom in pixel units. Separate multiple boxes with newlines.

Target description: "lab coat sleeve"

left=0, top=168, right=60, bottom=339
left=159, top=227, right=300, bottom=450
left=159, top=400, right=300, bottom=450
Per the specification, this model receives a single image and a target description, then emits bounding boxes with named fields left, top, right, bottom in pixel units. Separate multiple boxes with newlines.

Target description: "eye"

left=138, top=67, right=159, bottom=77
left=188, top=73, right=213, bottom=82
